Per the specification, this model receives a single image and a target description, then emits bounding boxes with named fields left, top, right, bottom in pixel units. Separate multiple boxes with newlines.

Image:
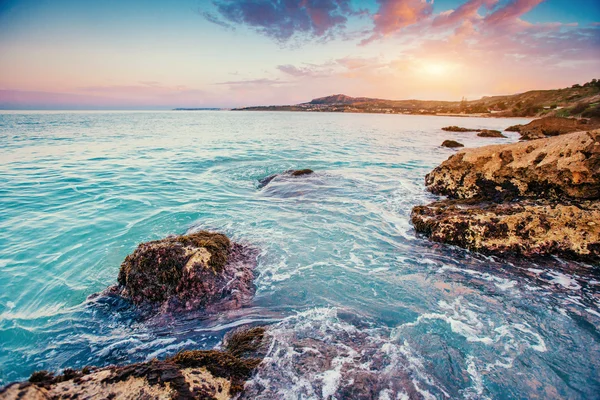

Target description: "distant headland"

left=173, top=107, right=222, bottom=111
left=233, top=80, right=600, bottom=118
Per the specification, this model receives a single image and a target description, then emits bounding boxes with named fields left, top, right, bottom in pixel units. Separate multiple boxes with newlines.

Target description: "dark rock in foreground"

left=477, top=129, right=506, bottom=138
left=512, top=116, right=599, bottom=140
left=425, top=130, right=600, bottom=201
left=258, top=169, right=314, bottom=188
left=108, top=231, right=257, bottom=314
left=0, top=326, right=268, bottom=400
left=413, top=130, right=600, bottom=261
left=412, top=199, right=600, bottom=262
left=441, top=140, right=464, bottom=148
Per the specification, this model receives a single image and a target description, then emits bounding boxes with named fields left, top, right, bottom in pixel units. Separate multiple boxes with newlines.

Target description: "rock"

left=505, top=124, right=522, bottom=132
left=0, top=326, right=268, bottom=400
left=425, top=130, right=600, bottom=202
left=477, top=129, right=506, bottom=138
left=441, top=126, right=479, bottom=132
left=258, top=169, right=314, bottom=188
left=517, top=117, right=598, bottom=140
left=108, top=231, right=257, bottom=313
left=441, top=140, right=464, bottom=148
left=411, top=198, right=600, bottom=262
left=413, top=129, right=600, bottom=261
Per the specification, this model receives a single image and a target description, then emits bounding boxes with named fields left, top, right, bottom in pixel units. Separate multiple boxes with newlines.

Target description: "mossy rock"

left=117, top=231, right=233, bottom=305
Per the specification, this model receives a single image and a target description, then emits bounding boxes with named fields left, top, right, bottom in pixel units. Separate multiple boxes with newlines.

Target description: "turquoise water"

left=0, top=111, right=598, bottom=399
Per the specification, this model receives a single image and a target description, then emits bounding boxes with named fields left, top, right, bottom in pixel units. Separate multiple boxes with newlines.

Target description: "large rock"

left=510, top=117, right=599, bottom=140
left=411, top=199, right=600, bottom=262
left=108, top=231, right=257, bottom=313
left=413, top=130, right=600, bottom=262
left=425, top=130, right=600, bottom=202
left=0, top=326, right=268, bottom=400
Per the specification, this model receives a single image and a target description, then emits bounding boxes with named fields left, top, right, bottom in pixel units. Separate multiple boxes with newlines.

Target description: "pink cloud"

left=484, top=0, right=545, bottom=26
left=432, top=0, right=498, bottom=27
left=362, top=0, right=433, bottom=43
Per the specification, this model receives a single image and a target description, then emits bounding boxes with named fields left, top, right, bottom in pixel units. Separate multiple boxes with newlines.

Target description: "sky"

left=0, top=0, right=599, bottom=109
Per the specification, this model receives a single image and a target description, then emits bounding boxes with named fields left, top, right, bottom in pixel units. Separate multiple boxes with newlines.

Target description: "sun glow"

left=421, top=62, right=452, bottom=76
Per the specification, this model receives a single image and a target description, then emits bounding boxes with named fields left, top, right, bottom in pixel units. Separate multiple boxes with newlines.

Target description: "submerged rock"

left=515, top=117, right=598, bottom=140
left=257, top=169, right=314, bottom=188
left=107, top=231, right=257, bottom=313
left=477, top=129, right=506, bottom=138
left=425, top=130, right=600, bottom=202
left=441, top=140, right=464, bottom=148
left=413, top=130, right=600, bottom=261
left=412, top=199, right=600, bottom=262
left=0, top=326, right=268, bottom=400
left=441, top=126, right=479, bottom=132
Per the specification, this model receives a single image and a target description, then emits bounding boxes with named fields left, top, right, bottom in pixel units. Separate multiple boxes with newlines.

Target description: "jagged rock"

left=425, top=130, right=600, bottom=202
left=441, top=126, right=479, bottom=132
left=413, top=130, right=600, bottom=261
left=411, top=198, right=600, bottom=262
left=441, top=140, right=464, bottom=148
left=0, top=327, right=268, bottom=400
left=516, top=117, right=598, bottom=140
left=258, top=169, right=314, bottom=188
left=477, top=129, right=506, bottom=138
left=106, top=231, right=257, bottom=313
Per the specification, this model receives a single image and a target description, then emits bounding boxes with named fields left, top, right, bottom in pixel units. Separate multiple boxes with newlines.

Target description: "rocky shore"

left=412, top=129, right=600, bottom=262
left=0, top=326, right=268, bottom=400
left=1, top=230, right=263, bottom=399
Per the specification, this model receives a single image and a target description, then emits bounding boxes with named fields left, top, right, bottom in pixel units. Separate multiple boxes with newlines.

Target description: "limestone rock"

left=514, top=117, right=599, bottom=141
left=411, top=199, right=600, bottom=262
left=425, top=130, right=600, bottom=202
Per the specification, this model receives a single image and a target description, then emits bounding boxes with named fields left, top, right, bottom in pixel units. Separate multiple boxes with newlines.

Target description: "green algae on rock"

left=111, top=231, right=257, bottom=313
left=0, top=326, right=269, bottom=400
left=412, top=199, right=600, bottom=262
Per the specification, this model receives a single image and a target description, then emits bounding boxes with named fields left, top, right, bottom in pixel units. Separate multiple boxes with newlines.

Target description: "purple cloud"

left=208, top=0, right=356, bottom=41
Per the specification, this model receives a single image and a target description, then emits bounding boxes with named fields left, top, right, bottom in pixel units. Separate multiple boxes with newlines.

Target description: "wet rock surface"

left=0, top=326, right=268, bottom=400
left=413, top=130, right=600, bottom=261
left=257, top=169, right=314, bottom=188
left=106, top=231, right=258, bottom=314
left=441, top=140, right=464, bottom=148
left=412, top=198, right=600, bottom=262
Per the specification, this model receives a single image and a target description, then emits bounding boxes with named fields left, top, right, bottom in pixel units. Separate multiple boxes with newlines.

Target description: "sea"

left=0, top=110, right=598, bottom=399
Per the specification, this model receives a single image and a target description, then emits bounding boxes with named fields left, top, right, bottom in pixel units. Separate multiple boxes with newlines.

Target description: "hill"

left=234, top=79, right=600, bottom=118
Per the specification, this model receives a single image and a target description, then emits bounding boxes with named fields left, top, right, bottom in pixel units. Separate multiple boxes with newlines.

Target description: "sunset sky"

left=1, top=0, right=599, bottom=109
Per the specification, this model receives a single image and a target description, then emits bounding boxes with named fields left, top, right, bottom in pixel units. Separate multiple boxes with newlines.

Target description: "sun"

left=422, top=63, right=449, bottom=76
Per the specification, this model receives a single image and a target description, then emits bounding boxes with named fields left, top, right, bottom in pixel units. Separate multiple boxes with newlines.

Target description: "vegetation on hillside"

left=236, top=79, right=600, bottom=118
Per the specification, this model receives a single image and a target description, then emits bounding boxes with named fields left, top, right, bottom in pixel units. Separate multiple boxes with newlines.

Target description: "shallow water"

left=0, top=110, right=598, bottom=399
